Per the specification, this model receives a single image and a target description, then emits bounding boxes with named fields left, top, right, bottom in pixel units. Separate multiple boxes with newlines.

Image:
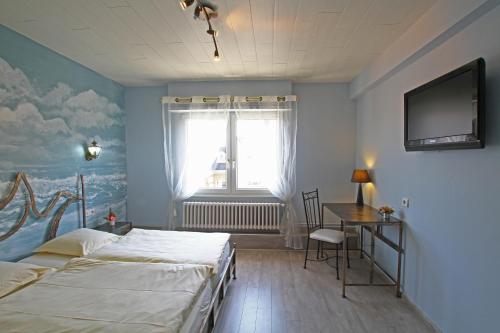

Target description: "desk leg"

left=396, top=223, right=403, bottom=297
left=321, top=204, right=324, bottom=228
left=369, top=226, right=375, bottom=284
left=321, top=204, right=324, bottom=258
left=342, top=219, right=347, bottom=298
left=360, top=226, right=364, bottom=259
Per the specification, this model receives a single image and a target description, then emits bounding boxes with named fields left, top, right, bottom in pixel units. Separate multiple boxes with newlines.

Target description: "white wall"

left=353, top=3, right=500, bottom=332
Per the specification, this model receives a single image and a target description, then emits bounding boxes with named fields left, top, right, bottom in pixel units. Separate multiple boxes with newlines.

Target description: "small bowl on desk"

left=378, top=206, right=395, bottom=221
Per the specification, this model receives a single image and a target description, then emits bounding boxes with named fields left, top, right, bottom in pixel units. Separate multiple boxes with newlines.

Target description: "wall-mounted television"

left=404, top=58, right=485, bottom=151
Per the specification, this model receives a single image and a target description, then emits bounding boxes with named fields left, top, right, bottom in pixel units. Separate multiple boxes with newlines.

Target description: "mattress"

left=19, top=253, right=77, bottom=269
left=213, top=241, right=231, bottom=287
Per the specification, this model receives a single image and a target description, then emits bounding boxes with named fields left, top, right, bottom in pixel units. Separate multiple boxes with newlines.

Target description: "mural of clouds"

left=0, top=57, right=39, bottom=104
left=0, top=57, right=125, bottom=166
left=0, top=37, right=126, bottom=262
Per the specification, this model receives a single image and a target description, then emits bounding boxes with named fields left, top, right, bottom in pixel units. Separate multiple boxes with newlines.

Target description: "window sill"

left=193, top=192, right=276, bottom=199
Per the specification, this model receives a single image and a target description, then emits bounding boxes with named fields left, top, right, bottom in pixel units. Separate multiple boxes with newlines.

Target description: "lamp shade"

left=351, top=169, right=371, bottom=183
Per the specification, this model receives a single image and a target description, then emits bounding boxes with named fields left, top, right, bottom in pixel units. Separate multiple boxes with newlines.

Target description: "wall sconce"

left=85, top=140, right=102, bottom=161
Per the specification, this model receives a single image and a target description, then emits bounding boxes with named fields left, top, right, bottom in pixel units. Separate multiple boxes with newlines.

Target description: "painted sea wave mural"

left=0, top=49, right=126, bottom=261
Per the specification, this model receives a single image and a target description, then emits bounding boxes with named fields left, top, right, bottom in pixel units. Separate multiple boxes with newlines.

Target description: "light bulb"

left=214, top=50, right=220, bottom=61
left=179, top=0, right=194, bottom=10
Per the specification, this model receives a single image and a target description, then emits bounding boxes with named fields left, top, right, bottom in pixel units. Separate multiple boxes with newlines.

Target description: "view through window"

left=187, top=113, right=278, bottom=194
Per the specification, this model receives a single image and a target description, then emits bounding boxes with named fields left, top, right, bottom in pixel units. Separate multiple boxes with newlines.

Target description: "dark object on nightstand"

left=93, top=221, right=132, bottom=235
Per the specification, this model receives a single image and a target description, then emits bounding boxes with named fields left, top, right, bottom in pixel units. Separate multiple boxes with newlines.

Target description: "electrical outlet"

left=401, top=197, right=410, bottom=208
left=86, top=209, right=96, bottom=216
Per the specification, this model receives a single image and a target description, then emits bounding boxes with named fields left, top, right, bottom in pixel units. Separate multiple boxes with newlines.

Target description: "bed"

left=86, top=229, right=233, bottom=286
left=21, top=229, right=233, bottom=283
left=0, top=258, right=213, bottom=333
left=2, top=172, right=237, bottom=332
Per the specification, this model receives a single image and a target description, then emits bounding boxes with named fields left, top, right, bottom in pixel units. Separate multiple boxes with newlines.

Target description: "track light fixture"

left=179, top=0, right=221, bottom=62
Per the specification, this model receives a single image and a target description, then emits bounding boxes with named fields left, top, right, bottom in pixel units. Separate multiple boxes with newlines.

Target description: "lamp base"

left=356, top=183, right=364, bottom=206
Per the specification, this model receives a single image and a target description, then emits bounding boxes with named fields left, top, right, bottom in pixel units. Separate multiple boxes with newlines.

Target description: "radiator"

left=182, top=202, right=281, bottom=231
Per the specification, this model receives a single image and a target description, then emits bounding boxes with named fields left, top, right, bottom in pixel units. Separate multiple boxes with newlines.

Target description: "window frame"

left=195, top=112, right=274, bottom=197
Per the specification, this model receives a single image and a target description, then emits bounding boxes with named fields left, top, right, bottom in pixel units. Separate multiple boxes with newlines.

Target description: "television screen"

left=404, top=58, right=485, bottom=151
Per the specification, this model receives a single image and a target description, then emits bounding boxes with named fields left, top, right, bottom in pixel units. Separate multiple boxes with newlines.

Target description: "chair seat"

left=310, top=229, right=344, bottom=244
left=325, top=225, right=358, bottom=238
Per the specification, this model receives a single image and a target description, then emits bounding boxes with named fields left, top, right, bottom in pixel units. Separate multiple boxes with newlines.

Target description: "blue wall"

left=354, top=3, right=500, bottom=332
left=0, top=25, right=127, bottom=261
left=125, top=86, right=168, bottom=228
left=125, top=81, right=356, bottom=228
left=292, top=83, right=357, bottom=223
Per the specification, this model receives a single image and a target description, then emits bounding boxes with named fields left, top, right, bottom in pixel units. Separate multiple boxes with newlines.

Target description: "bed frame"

left=0, top=172, right=236, bottom=333
left=0, top=172, right=85, bottom=242
left=200, top=242, right=237, bottom=333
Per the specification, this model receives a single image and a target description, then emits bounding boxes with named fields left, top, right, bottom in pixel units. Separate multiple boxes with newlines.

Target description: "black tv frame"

left=404, top=58, right=485, bottom=151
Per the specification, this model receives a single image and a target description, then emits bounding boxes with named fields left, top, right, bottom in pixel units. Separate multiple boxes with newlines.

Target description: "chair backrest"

left=302, top=189, right=322, bottom=234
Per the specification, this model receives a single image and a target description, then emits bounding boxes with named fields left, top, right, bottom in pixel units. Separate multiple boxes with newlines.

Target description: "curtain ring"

left=203, top=97, right=220, bottom=103
left=175, top=97, right=193, bottom=103
left=245, top=96, right=263, bottom=102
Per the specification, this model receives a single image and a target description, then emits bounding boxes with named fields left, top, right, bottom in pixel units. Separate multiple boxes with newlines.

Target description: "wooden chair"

left=302, top=189, right=352, bottom=279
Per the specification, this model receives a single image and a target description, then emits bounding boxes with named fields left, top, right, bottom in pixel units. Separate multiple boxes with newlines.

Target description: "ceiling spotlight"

left=179, top=0, right=195, bottom=10
left=199, top=1, right=218, bottom=11
left=193, top=1, right=217, bottom=20
left=207, top=29, right=218, bottom=37
left=214, top=49, right=220, bottom=62
left=194, top=5, right=202, bottom=19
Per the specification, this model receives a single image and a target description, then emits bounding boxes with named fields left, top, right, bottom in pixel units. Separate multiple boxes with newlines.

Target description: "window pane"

left=236, top=118, right=278, bottom=189
left=186, top=118, right=227, bottom=189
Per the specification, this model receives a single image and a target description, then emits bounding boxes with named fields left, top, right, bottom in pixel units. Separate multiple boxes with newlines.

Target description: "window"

left=189, top=112, right=278, bottom=195
left=236, top=117, right=278, bottom=189
left=186, top=118, right=228, bottom=190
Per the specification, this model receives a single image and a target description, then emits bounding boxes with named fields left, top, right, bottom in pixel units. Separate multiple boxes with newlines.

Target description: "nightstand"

left=93, top=221, right=132, bottom=236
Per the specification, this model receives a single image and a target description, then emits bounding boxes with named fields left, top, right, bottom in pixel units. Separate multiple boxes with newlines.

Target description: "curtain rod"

left=161, top=95, right=297, bottom=104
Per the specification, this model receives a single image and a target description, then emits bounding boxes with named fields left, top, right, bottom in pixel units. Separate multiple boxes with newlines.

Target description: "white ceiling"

left=0, top=0, right=436, bottom=86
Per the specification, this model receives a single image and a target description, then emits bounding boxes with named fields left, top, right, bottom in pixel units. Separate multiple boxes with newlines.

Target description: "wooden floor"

left=214, top=250, right=436, bottom=333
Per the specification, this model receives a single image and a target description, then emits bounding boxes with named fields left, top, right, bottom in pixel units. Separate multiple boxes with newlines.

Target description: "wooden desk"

left=322, top=203, right=404, bottom=298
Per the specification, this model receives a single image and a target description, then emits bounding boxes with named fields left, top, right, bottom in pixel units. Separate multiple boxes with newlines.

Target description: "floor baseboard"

left=230, top=233, right=287, bottom=249
left=402, top=294, right=443, bottom=332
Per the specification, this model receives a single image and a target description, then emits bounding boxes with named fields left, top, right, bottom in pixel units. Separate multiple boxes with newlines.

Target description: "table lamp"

left=351, top=169, right=371, bottom=206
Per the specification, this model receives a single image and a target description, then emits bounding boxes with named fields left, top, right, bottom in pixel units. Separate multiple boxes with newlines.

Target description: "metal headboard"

left=0, top=172, right=87, bottom=242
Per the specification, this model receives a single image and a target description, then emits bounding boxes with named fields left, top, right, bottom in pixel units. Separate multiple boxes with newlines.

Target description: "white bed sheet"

left=0, top=258, right=211, bottom=333
left=86, top=229, right=231, bottom=275
left=19, top=253, right=77, bottom=269
left=180, top=276, right=212, bottom=333
left=16, top=254, right=213, bottom=333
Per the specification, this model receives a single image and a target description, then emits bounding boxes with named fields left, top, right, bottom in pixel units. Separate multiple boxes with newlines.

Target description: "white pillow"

left=0, top=261, right=54, bottom=298
left=34, top=228, right=120, bottom=257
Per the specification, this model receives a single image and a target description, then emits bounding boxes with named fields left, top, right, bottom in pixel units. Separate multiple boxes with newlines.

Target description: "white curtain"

left=162, top=96, right=230, bottom=229
left=233, top=96, right=302, bottom=249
